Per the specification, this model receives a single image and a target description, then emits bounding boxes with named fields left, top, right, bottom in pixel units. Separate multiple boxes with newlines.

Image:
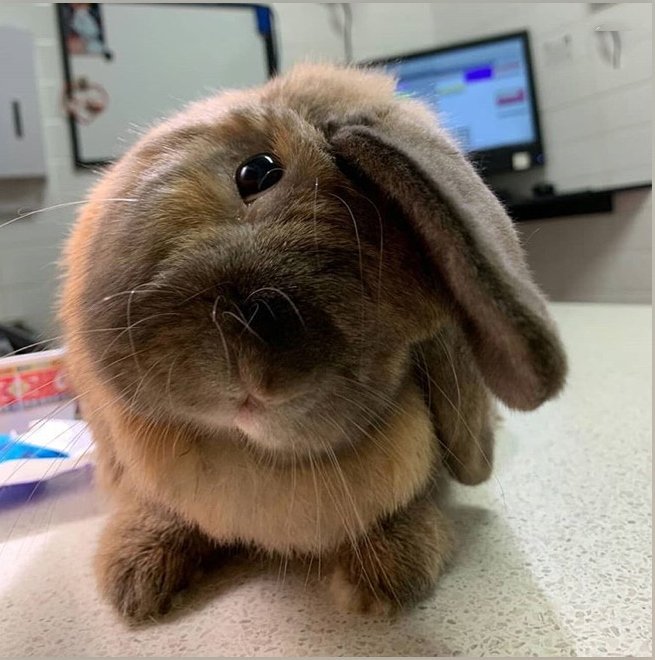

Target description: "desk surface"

left=0, top=303, right=651, bottom=657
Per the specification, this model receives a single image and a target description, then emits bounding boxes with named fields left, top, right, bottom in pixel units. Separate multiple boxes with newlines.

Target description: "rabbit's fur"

left=59, top=64, right=566, bottom=622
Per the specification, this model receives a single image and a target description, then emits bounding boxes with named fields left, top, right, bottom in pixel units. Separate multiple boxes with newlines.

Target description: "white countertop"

left=0, top=303, right=651, bottom=657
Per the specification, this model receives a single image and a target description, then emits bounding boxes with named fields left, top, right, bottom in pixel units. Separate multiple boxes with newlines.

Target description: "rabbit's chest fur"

left=109, top=383, right=438, bottom=555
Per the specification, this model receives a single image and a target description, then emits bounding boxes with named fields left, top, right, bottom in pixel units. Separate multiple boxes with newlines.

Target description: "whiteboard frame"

left=56, top=3, right=278, bottom=169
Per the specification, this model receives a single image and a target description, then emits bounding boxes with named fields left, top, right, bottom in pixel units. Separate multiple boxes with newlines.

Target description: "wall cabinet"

left=0, top=26, right=46, bottom=178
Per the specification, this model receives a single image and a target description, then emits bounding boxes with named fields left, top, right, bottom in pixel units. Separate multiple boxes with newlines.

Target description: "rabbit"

left=59, top=63, right=567, bottom=623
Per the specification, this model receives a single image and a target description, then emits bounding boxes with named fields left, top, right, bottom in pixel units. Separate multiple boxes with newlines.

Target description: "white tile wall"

left=0, top=2, right=651, bottom=338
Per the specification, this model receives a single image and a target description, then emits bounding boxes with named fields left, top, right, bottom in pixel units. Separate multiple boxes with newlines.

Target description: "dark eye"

left=235, top=153, right=284, bottom=202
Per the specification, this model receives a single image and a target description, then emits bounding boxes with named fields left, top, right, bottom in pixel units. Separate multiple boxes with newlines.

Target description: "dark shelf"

left=506, top=182, right=652, bottom=222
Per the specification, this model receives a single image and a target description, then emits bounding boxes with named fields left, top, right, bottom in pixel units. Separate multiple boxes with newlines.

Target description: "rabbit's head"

left=61, top=64, right=566, bottom=457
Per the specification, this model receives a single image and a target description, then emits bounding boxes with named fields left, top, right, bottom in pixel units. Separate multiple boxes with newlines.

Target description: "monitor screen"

left=370, top=32, right=543, bottom=173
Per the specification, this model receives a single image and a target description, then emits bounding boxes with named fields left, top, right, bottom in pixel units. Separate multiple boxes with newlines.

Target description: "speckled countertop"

left=0, top=303, right=651, bottom=657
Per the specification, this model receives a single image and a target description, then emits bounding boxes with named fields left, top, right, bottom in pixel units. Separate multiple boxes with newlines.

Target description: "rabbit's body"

left=89, top=373, right=437, bottom=556
left=60, top=64, right=565, bottom=622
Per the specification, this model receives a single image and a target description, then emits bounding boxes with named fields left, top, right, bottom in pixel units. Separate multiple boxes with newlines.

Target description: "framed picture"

left=56, top=3, right=278, bottom=168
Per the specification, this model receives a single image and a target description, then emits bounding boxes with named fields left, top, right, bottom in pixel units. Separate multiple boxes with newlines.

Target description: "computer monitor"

left=367, top=31, right=544, bottom=175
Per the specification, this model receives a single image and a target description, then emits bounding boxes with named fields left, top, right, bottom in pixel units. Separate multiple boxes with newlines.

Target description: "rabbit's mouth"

left=232, top=388, right=285, bottom=427
left=232, top=394, right=268, bottom=437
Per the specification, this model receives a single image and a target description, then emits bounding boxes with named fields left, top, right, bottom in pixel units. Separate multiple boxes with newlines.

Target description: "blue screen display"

left=384, top=36, right=537, bottom=153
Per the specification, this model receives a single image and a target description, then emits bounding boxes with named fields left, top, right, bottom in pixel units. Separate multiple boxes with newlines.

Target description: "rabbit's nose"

left=225, top=290, right=307, bottom=351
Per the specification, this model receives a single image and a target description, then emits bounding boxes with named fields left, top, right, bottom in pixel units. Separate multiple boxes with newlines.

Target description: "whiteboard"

left=57, top=3, right=276, bottom=166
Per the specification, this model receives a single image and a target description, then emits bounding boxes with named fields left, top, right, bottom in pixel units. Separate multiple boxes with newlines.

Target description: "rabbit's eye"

left=235, top=154, right=284, bottom=202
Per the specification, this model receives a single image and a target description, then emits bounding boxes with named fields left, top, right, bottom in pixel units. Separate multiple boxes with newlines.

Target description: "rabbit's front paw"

left=98, top=542, right=188, bottom=623
left=327, top=497, right=454, bottom=615
left=95, top=504, right=219, bottom=624
left=328, top=564, right=396, bottom=616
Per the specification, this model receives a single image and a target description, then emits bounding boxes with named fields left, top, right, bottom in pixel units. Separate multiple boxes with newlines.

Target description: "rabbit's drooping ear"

left=329, top=113, right=567, bottom=411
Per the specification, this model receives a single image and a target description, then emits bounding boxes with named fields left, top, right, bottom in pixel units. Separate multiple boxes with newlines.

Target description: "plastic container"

left=0, top=347, right=75, bottom=435
left=0, top=348, right=92, bottom=505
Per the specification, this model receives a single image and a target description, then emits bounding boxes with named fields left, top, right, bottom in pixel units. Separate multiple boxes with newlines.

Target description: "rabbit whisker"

left=422, top=367, right=506, bottom=507
left=328, top=192, right=365, bottom=284
left=96, top=311, right=183, bottom=366
left=211, top=294, right=233, bottom=377
left=355, top=190, right=385, bottom=330
left=166, top=357, right=180, bottom=411
left=306, top=450, right=323, bottom=583
left=316, top=411, right=413, bottom=611
left=0, top=198, right=136, bottom=231
left=314, top=420, right=383, bottom=606
left=432, top=336, right=463, bottom=438
left=223, top=308, right=265, bottom=345
left=312, top=177, right=321, bottom=270
left=125, top=285, right=148, bottom=376
left=246, top=286, right=306, bottom=329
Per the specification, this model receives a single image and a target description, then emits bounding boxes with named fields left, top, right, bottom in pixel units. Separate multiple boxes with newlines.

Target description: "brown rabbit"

left=59, top=63, right=567, bottom=622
